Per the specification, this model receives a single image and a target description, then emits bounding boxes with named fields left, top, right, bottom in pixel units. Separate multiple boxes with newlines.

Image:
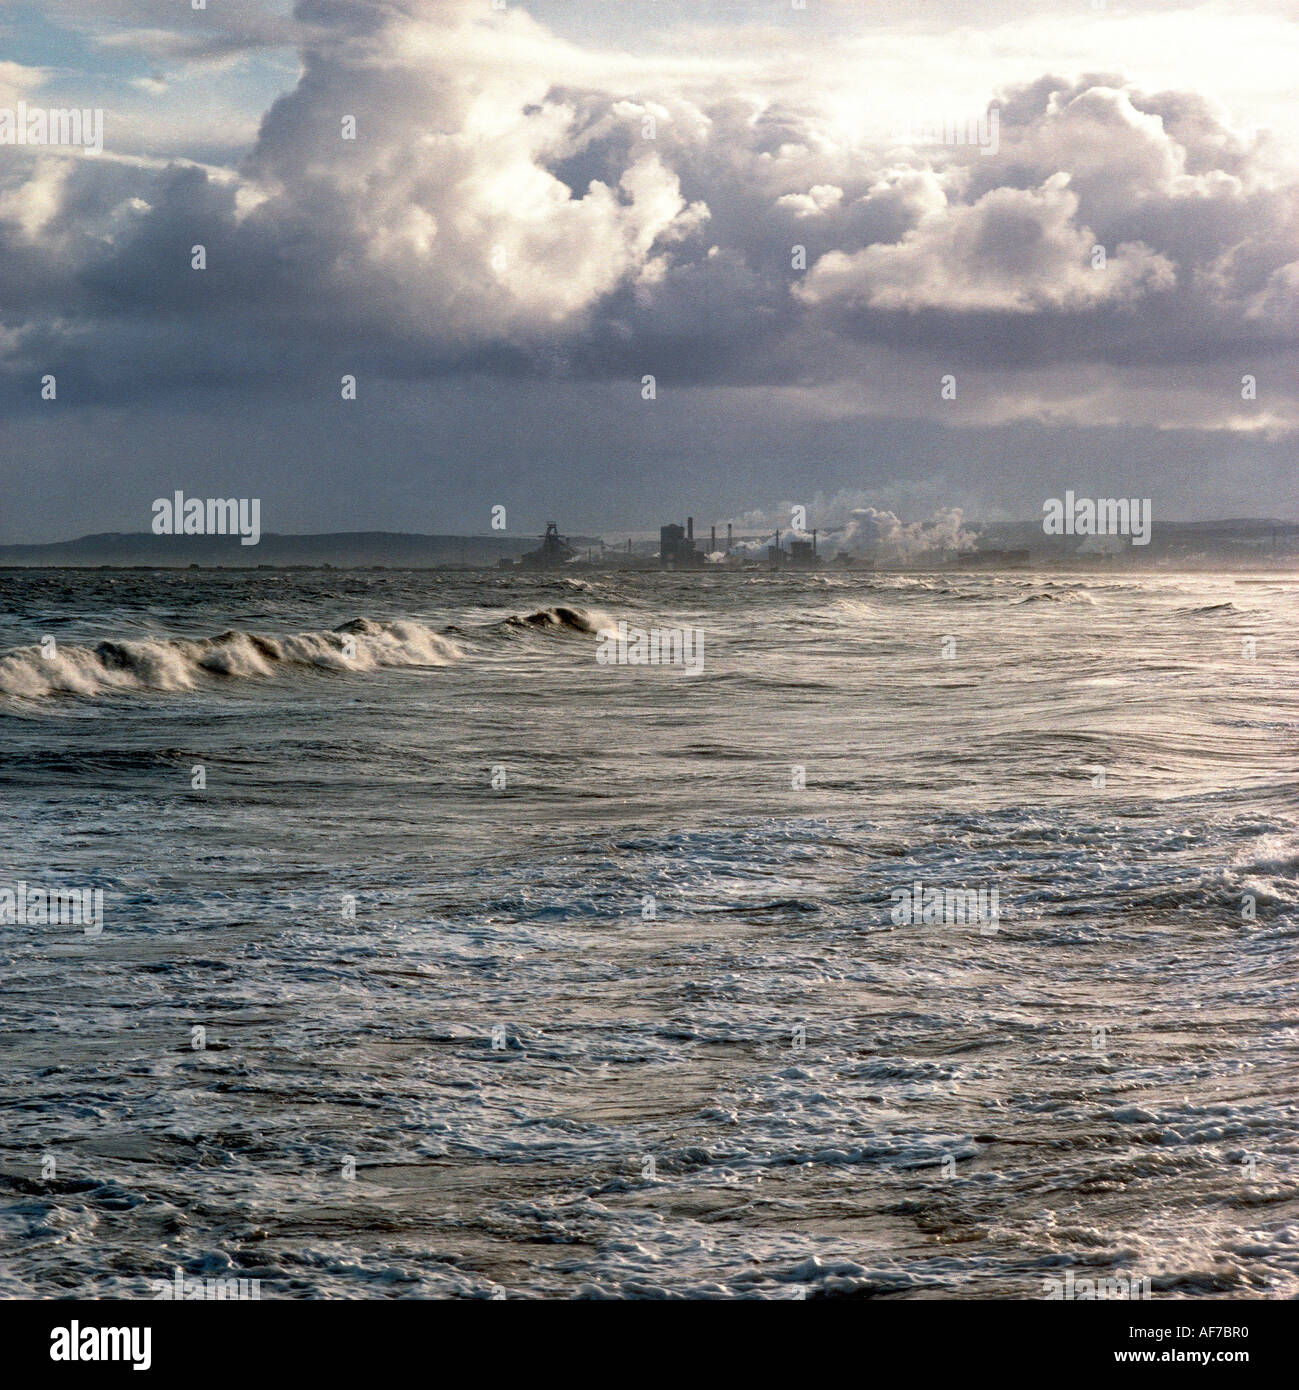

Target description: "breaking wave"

left=0, top=618, right=459, bottom=700
left=1012, top=590, right=1096, bottom=605
left=499, top=605, right=616, bottom=635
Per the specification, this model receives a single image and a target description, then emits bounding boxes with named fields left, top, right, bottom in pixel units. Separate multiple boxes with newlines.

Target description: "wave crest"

left=500, top=605, right=615, bottom=635
left=0, top=619, right=459, bottom=700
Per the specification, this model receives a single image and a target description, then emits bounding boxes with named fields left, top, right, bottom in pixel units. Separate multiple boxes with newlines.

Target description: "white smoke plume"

left=722, top=495, right=980, bottom=560
left=833, top=506, right=979, bottom=560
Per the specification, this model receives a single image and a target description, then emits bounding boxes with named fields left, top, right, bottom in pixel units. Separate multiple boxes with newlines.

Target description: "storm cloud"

left=1, top=0, right=1296, bottom=538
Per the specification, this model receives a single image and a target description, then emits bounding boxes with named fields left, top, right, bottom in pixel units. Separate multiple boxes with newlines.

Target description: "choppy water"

left=1, top=567, right=1296, bottom=1299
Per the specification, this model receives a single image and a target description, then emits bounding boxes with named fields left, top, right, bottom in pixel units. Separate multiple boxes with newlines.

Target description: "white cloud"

left=797, top=174, right=1175, bottom=313
left=777, top=184, right=844, bottom=217
left=0, top=0, right=1296, bottom=443
left=0, top=60, right=47, bottom=108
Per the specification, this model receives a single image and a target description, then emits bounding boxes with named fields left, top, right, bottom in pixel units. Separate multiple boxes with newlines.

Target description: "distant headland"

left=0, top=518, right=1295, bottom=571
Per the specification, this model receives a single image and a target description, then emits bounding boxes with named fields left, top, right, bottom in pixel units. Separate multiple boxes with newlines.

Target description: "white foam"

left=0, top=619, right=460, bottom=699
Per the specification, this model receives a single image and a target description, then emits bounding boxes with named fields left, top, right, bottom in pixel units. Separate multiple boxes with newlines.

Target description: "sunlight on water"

left=1, top=568, right=1296, bottom=1298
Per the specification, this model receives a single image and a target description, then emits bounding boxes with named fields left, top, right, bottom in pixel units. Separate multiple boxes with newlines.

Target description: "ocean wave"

left=823, top=598, right=878, bottom=619
left=1013, top=590, right=1096, bottom=605
left=1231, top=834, right=1299, bottom=902
left=0, top=618, right=459, bottom=700
left=498, top=605, right=616, bottom=636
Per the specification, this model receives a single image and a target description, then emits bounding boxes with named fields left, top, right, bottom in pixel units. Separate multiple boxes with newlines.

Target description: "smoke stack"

left=726, top=522, right=733, bottom=553
left=710, top=525, right=716, bottom=552
left=687, top=516, right=693, bottom=541
left=812, top=529, right=817, bottom=556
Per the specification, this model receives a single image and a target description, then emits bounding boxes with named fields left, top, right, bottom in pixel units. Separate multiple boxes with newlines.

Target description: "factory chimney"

left=726, top=522, right=733, bottom=553
left=687, top=517, right=694, bottom=542
left=710, top=524, right=716, bottom=553
left=812, top=529, right=817, bottom=556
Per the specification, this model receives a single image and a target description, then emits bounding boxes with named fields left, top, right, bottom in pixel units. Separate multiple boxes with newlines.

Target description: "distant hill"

left=0, top=520, right=1294, bottom=569
left=0, top=532, right=599, bottom=568
left=974, top=517, right=1299, bottom=561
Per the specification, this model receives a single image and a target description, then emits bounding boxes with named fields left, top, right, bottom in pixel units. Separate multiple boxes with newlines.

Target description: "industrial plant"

left=486, top=514, right=1296, bottom=575
left=657, top=517, right=820, bottom=571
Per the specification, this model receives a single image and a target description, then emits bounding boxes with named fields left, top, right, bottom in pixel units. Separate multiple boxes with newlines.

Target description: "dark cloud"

left=1, top=0, right=1297, bottom=535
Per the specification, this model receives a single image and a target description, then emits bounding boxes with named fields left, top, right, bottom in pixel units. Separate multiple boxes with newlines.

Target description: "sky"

left=1, top=0, right=1297, bottom=543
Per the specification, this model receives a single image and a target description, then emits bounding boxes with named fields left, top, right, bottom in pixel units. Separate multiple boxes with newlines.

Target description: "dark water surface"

left=1, top=567, right=1296, bottom=1297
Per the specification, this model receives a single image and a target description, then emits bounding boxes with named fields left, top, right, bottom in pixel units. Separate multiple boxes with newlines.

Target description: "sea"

left=0, top=566, right=1296, bottom=1299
